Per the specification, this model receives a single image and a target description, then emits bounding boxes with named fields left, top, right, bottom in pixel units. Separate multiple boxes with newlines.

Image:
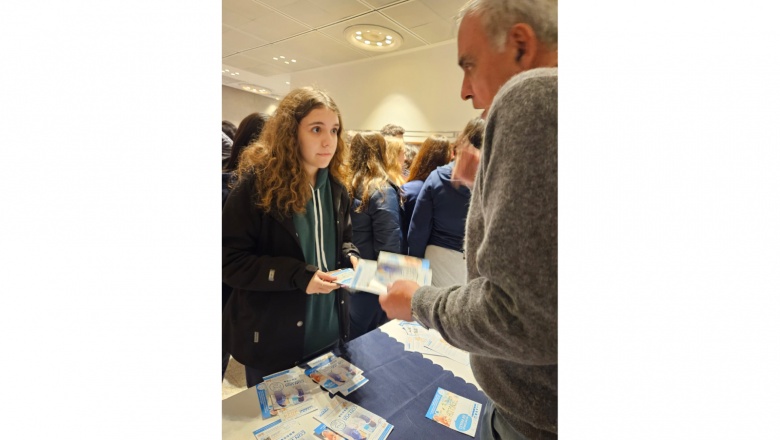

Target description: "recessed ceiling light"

left=285, top=81, right=290, bottom=84
left=273, top=57, right=278, bottom=60
left=240, top=83, right=274, bottom=95
left=291, top=59, right=296, bottom=63
left=285, top=61, right=289, bottom=64
left=344, top=25, right=403, bottom=52
left=280, top=56, right=285, bottom=59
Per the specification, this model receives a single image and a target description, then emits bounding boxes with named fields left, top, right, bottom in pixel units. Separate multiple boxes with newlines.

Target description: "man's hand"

left=451, top=142, right=481, bottom=189
left=305, top=270, right=339, bottom=294
left=379, top=280, right=418, bottom=322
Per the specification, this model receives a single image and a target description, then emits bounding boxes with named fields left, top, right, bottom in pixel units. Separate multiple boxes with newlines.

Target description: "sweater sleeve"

left=407, top=175, right=435, bottom=258
left=368, top=186, right=402, bottom=256
left=411, top=71, right=558, bottom=365
left=222, top=175, right=312, bottom=292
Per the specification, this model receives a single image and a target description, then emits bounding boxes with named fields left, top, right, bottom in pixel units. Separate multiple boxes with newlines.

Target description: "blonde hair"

left=346, top=132, right=396, bottom=213
left=236, top=87, right=348, bottom=215
left=383, top=137, right=406, bottom=186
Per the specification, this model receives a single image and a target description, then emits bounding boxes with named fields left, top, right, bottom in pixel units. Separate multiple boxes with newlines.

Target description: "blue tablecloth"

left=332, top=329, right=488, bottom=439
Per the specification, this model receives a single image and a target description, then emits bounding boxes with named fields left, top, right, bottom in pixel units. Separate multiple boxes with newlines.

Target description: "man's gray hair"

left=457, top=0, right=557, bottom=51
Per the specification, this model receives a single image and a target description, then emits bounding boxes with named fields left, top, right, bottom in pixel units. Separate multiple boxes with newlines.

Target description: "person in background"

left=402, top=143, right=419, bottom=179
left=383, top=136, right=406, bottom=186
left=222, top=120, right=237, bottom=168
left=407, top=117, right=485, bottom=287
left=379, top=0, right=559, bottom=438
left=379, top=123, right=405, bottom=141
left=345, top=132, right=402, bottom=340
left=399, top=136, right=451, bottom=254
left=222, top=120, right=237, bottom=140
left=221, top=112, right=269, bottom=378
left=223, top=113, right=270, bottom=175
left=222, top=87, right=360, bottom=387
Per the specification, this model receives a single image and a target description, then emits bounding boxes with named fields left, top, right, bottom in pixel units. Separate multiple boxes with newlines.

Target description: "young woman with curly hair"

left=222, top=87, right=360, bottom=387
left=399, top=135, right=451, bottom=253
left=344, top=132, right=403, bottom=339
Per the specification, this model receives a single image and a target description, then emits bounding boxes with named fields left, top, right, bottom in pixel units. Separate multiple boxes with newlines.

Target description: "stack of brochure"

left=328, top=251, right=432, bottom=295
left=252, top=355, right=393, bottom=440
left=398, top=321, right=470, bottom=366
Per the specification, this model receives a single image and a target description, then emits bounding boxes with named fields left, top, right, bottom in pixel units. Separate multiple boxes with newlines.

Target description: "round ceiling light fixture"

left=344, top=25, right=403, bottom=52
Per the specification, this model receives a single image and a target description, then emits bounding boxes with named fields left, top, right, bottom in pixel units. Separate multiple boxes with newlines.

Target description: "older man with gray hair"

left=379, top=0, right=558, bottom=438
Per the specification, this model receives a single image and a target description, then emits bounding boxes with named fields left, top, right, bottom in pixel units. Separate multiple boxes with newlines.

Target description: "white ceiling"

left=222, top=0, right=462, bottom=99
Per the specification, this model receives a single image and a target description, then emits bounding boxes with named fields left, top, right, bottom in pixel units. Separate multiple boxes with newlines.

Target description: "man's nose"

left=461, top=77, right=473, bottom=101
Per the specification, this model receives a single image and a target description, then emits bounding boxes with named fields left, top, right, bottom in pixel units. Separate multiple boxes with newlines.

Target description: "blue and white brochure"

left=304, top=357, right=368, bottom=396
left=343, top=251, right=432, bottom=295
left=262, top=368, right=322, bottom=411
left=425, top=387, right=482, bottom=437
left=315, top=396, right=394, bottom=440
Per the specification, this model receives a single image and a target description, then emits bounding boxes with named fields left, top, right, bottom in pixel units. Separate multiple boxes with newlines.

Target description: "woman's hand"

left=305, top=270, right=339, bottom=294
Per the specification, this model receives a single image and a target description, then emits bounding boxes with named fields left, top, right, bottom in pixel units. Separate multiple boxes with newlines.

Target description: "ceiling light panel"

left=222, top=25, right=269, bottom=57
left=224, top=0, right=309, bottom=42
left=381, top=0, right=457, bottom=44
left=257, top=0, right=371, bottom=28
left=360, top=0, right=404, bottom=8
left=318, top=12, right=425, bottom=55
left=344, top=24, right=403, bottom=52
left=243, top=31, right=369, bottom=68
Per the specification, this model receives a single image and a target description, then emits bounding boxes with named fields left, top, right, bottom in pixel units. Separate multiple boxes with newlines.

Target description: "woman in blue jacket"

left=399, top=136, right=452, bottom=254
left=407, top=118, right=485, bottom=287
left=222, top=87, right=360, bottom=387
left=345, top=132, right=402, bottom=339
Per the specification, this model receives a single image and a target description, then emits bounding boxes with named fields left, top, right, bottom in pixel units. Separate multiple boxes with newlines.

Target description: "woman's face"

left=298, top=107, right=340, bottom=178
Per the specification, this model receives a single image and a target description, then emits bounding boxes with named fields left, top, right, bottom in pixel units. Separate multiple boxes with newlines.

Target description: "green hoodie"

left=293, top=168, right=339, bottom=358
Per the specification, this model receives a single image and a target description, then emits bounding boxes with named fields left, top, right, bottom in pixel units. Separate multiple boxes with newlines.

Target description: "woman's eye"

left=331, top=128, right=338, bottom=134
left=312, top=126, right=320, bottom=133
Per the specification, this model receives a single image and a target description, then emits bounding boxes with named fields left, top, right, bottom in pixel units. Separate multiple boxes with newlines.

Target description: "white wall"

left=222, top=85, right=278, bottom=126
left=291, top=41, right=481, bottom=139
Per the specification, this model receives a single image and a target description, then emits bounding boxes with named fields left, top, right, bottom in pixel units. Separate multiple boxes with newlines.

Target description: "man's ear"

left=507, top=23, right=538, bottom=70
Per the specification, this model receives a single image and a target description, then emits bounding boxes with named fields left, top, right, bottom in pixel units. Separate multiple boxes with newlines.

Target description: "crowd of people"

left=222, top=0, right=558, bottom=438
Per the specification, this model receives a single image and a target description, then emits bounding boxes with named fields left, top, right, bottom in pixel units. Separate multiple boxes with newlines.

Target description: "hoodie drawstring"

left=310, top=184, right=329, bottom=272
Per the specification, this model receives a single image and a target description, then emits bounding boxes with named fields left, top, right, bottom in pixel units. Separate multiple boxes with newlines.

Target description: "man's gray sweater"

left=412, top=68, right=558, bottom=438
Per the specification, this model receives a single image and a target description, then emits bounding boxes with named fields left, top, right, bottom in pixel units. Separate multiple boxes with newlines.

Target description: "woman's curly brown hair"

left=406, top=135, right=451, bottom=183
left=346, top=132, right=398, bottom=213
left=235, top=87, right=348, bottom=215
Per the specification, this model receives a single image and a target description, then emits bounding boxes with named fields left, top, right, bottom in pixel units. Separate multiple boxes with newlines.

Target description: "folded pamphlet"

left=425, top=387, right=482, bottom=437
left=338, top=251, right=432, bottom=295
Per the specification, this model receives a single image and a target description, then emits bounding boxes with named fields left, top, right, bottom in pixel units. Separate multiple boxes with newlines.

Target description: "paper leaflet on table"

left=253, top=385, right=345, bottom=439
left=340, top=251, right=432, bottom=295
left=425, top=387, right=482, bottom=437
left=315, top=395, right=394, bottom=440
left=262, top=368, right=325, bottom=411
left=254, top=415, right=348, bottom=440
left=304, top=356, right=369, bottom=396
left=423, top=336, right=470, bottom=365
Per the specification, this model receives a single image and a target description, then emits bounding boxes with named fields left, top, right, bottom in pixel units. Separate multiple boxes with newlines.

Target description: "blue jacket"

left=399, top=179, right=424, bottom=254
left=350, top=183, right=402, bottom=260
left=407, top=162, right=471, bottom=258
